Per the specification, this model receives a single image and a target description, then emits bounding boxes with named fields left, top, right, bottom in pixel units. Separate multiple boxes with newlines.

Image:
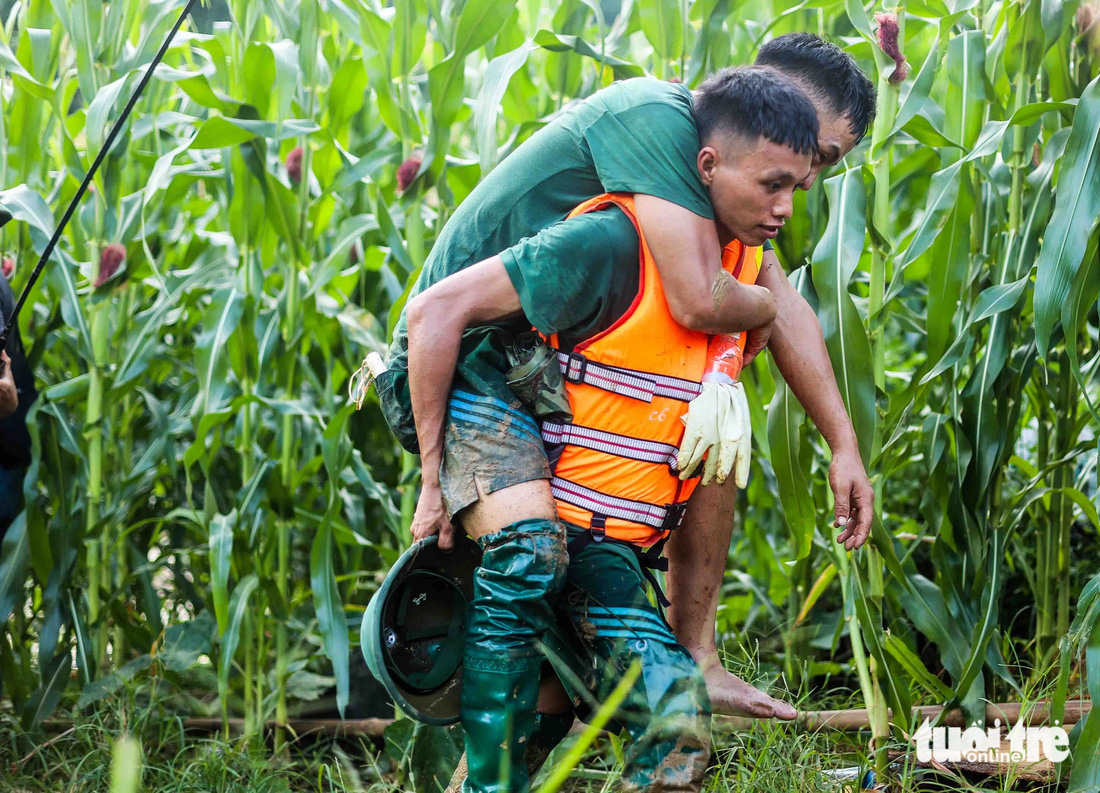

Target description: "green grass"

left=0, top=699, right=1074, bottom=793
left=1, top=647, right=1079, bottom=792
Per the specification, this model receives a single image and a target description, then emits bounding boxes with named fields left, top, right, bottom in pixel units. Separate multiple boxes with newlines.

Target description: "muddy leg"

left=458, top=480, right=569, bottom=793
left=665, top=476, right=796, bottom=720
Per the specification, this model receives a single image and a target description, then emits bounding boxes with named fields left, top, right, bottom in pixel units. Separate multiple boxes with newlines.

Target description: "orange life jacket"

left=542, top=193, right=762, bottom=548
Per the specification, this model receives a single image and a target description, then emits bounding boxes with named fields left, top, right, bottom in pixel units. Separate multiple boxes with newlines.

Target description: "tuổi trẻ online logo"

left=914, top=718, right=1070, bottom=764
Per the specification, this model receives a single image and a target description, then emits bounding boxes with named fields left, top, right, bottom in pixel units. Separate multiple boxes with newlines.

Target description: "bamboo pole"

left=782, top=698, right=1092, bottom=732
left=170, top=700, right=1092, bottom=739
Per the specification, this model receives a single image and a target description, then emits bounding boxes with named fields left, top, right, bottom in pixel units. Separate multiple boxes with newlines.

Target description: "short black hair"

left=755, top=33, right=877, bottom=142
left=692, top=66, right=819, bottom=156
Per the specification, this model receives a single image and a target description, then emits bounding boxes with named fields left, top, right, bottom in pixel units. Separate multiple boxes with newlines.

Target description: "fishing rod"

left=0, top=0, right=201, bottom=376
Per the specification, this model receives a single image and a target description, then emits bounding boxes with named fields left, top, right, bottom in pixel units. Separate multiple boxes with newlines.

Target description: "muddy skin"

left=710, top=269, right=735, bottom=313
left=644, top=733, right=712, bottom=793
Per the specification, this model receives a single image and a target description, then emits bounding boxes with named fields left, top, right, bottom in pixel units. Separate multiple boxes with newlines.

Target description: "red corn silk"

left=96, top=244, right=126, bottom=288
left=875, top=12, right=909, bottom=83
left=286, top=146, right=304, bottom=184
left=396, top=157, right=421, bottom=193
left=1079, top=3, right=1100, bottom=54
left=1079, top=3, right=1096, bottom=33
left=1, top=257, right=14, bottom=279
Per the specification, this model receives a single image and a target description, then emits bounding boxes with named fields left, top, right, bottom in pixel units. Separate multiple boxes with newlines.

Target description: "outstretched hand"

left=828, top=447, right=873, bottom=550
left=410, top=481, right=455, bottom=550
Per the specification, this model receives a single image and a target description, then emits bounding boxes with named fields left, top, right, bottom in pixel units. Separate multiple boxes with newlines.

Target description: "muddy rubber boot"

left=460, top=518, right=569, bottom=793
left=445, top=710, right=574, bottom=793
left=461, top=658, right=542, bottom=792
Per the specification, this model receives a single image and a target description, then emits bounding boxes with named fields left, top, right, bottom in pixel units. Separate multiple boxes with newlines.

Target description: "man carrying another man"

left=373, top=34, right=877, bottom=793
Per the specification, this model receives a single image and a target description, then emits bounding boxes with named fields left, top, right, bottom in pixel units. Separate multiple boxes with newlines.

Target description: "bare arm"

left=755, top=250, right=872, bottom=550
left=756, top=251, right=858, bottom=453
left=633, top=195, right=777, bottom=334
left=404, top=258, right=523, bottom=545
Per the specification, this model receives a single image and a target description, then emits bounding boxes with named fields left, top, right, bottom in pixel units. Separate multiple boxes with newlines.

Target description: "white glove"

left=675, top=380, right=752, bottom=487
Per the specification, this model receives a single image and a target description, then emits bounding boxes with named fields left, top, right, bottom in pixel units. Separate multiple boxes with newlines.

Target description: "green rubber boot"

left=461, top=519, right=569, bottom=793
left=526, top=710, right=575, bottom=779
left=445, top=710, right=575, bottom=793
left=461, top=657, right=543, bottom=792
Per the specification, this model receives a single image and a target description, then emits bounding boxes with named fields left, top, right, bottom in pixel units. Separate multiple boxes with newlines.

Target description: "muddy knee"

left=476, top=518, right=569, bottom=598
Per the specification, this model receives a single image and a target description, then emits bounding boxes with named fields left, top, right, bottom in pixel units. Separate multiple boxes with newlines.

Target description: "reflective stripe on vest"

left=556, top=351, right=704, bottom=403
left=544, top=193, right=762, bottom=547
left=551, top=476, right=686, bottom=532
left=542, top=420, right=681, bottom=469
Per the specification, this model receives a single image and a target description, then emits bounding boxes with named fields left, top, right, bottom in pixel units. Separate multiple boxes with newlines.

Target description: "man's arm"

left=633, top=195, right=777, bottom=334
left=756, top=251, right=858, bottom=452
left=755, top=250, right=872, bottom=549
left=404, top=258, right=524, bottom=547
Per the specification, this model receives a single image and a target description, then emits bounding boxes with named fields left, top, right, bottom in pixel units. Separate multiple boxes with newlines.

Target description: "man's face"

left=697, top=134, right=812, bottom=247
left=800, top=109, right=859, bottom=190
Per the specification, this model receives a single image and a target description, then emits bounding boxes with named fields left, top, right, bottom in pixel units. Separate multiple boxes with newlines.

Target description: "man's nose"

left=775, top=191, right=795, bottom=219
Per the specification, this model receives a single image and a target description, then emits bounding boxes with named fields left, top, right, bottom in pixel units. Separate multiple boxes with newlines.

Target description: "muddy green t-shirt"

left=379, top=78, right=713, bottom=452
left=502, top=206, right=641, bottom=351
left=379, top=205, right=643, bottom=452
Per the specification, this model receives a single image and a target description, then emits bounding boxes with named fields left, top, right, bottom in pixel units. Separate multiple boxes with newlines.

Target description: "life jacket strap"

left=565, top=529, right=673, bottom=609
left=566, top=514, right=605, bottom=558
left=557, top=351, right=703, bottom=404
left=541, top=420, right=682, bottom=469
left=637, top=539, right=671, bottom=609
left=551, top=476, right=688, bottom=532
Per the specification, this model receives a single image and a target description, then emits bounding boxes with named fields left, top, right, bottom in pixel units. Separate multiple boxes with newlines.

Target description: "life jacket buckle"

left=564, top=351, right=588, bottom=384
left=660, top=502, right=687, bottom=532
left=590, top=514, right=606, bottom=541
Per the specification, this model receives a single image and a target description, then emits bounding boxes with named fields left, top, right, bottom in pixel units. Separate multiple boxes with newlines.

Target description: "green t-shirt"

left=502, top=206, right=640, bottom=351
left=380, top=78, right=711, bottom=452
left=379, top=204, right=643, bottom=452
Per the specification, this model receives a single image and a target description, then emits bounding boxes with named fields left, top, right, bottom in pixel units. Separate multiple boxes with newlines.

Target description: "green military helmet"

left=362, top=534, right=481, bottom=725
left=504, top=331, right=573, bottom=422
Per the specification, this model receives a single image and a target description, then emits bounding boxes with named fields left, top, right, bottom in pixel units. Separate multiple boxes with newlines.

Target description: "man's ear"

left=697, top=145, right=719, bottom=187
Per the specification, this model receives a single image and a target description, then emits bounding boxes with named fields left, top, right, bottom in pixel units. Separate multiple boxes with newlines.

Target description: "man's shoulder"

left=588, top=204, right=640, bottom=255
left=588, top=78, right=693, bottom=114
